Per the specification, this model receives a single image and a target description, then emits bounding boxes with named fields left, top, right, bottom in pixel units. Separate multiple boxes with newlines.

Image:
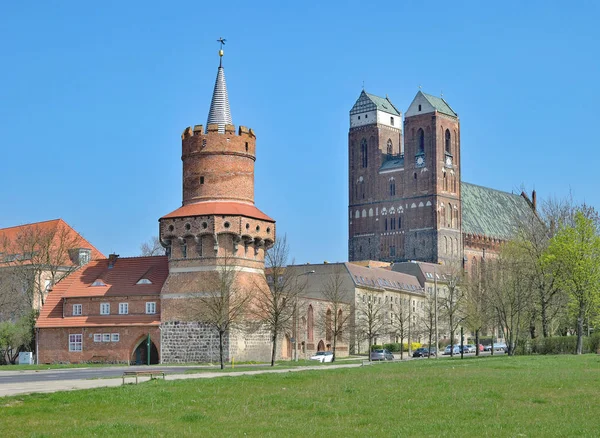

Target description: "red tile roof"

left=161, top=201, right=274, bottom=222
left=36, top=256, right=168, bottom=328
left=0, top=218, right=104, bottom=266
left=345, top=262, right=423, bottom=293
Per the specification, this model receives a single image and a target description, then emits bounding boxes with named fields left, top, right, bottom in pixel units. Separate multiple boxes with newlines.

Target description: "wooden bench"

left=122, top=370, right=166, bottom=385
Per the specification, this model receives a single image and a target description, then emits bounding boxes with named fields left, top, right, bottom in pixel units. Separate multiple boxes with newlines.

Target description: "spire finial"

left=217, top=37, right=226, bottom=67
left=418, top=84, right=422, bottom=90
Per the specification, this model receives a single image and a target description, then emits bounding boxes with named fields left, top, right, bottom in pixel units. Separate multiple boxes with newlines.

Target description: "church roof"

left=379, top=155, right=405, bottom=172
left=350, top=90, right=401, bottom=116
left=420, top=92, right=457, bottom=117
left=206, top=65, right=233, bottom=133
left=161, top=201, right=274, bottom=222
left=461, top=182, right=534, bottom=240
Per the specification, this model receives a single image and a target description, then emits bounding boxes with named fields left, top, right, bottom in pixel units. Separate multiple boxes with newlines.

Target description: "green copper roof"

left=350, top=90, right=401, bottom=116
left=421, top=92, right=457, bottom=117
left=461, top=182, right=534, bottom=240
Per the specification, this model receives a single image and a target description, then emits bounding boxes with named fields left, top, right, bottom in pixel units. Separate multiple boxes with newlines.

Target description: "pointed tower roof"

left=206, top=50, right=233, bottom=133
left=406, top=91, right=457, bottom=118
left=350, top=90, right=401, bottom=116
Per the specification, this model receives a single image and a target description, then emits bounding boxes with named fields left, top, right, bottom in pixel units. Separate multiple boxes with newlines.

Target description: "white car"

left=310, top=351, right=334, bottom=363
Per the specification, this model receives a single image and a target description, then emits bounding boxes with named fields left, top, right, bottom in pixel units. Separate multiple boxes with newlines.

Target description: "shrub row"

left=371, top=342, right=422, bottom=352
left=520, top=333, right=600, bottom=355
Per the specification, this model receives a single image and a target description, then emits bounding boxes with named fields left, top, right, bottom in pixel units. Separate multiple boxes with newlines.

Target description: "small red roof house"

left=36, top=255, right=168, bottom=365
left=0, top=219, right=104, bottom=312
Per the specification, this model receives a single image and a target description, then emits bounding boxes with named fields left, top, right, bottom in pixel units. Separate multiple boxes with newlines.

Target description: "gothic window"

left=181, top=240, right=187, bottom=258
left=447, top=204, right=452, bottom=227
left=384, top=218, right=388, bottom=231
left=307, top=305, right=314, bottom=341
left=443, top=172, right=448, bottom=191
left=398, top=217, right=402, bottom=229
left=361, top=139, right=368, bottom=168
left=417, top=128, right=425, bottom=154
left=337, top=309, right=343, bottom=340
left=387, top=139, right=393, bottom=155
left=391, top=217, right=396, bottom=230
left=445, top=129, right=451, bottom=154
left=390, top=180, right=396, bottom=196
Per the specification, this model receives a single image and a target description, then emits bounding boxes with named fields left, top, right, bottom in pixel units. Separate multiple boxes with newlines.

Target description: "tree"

left=140, top=236, right=165, bottom=256
left=0, top=221, right=84, bottom=310
left=544, top=208, right=600, bottom=354
left=254, top=235, right=305, bottom=366
left=318, top=265, right=352, bottom=361
left=0, top=311, right=35, bottom=364
left=355, top=292, right=385, bottom=360
left=419, top=291, right=437, bottom=358
left=191, top=257, right=252, bottom=369
left=438, top=263, right=465, bottom=357
left=487, top=242, right=533, bottom=356
left=389, top=295, right=411, bottom=359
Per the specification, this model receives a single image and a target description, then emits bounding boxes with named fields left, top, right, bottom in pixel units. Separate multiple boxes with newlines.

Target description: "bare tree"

left=318, top=265, right=352, bottom=361
left=254, top=235, right=305, bottom=366
left=0, top=221, right=85, bottom=310
left=463, top=261, right=491, bottom=356
left=389, top=295, right=411, bottom=359
left=190, top=256, right=252, bottom=369
left=419, top=291, right=437, bottom=357
left=439, top=263, right=465, bottom=357
left=140, top=236, right=165, bottom=256
left=355, top=292, right=385, bottom=361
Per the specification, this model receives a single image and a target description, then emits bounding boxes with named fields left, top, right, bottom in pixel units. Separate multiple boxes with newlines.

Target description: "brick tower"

left=348, top=90, right=460, bottom=264
left=159, top=47, right=275, bottom=362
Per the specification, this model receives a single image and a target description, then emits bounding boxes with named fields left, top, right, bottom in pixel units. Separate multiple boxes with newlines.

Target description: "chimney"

left=532, top=190, right=537, bottom=211
left=108, top=253, right=119, bottom=269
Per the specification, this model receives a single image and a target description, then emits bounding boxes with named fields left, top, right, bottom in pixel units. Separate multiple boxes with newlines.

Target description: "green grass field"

left=1, top=355, right=599, bottom=437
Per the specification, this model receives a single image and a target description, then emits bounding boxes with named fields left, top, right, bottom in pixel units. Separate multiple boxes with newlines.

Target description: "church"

left=347, top=90, right=536, bottom=270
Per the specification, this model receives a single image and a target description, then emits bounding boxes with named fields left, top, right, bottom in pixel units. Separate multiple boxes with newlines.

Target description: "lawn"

left=1, top=355, right=599, bottom=437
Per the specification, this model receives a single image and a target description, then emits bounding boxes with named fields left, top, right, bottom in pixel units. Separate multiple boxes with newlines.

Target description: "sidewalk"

left=0, top=363, right=363, bottom=398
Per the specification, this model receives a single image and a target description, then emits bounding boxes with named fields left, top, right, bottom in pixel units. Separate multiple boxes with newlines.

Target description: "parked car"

left=412, top=348, right=436, bottom=358
left=484, top=343, right=507, bottom=352
left=443, top=345, right=460, bottom=355
left=478, top=344, right=484, bottom=352
left=370, top=349, right=394, bottom=361
left=463, top=344, right=477, bottom=353
left=310, top=351, right=334, bottom=363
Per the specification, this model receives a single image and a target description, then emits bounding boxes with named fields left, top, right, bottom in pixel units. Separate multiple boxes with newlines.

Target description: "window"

left=307, top=305, right=314, bottom=341
left=391, top=218, right=396, bottom=230
left=102, top=333, right=111, bottom=342
left=387, top=139, right=393, bottom=155
left=360, top=139, right=368, bottom=168
left=384, top=218, right=388, bottom=231
left=119, top=303, right=128, bottom=315
left=100, top=303, right=110, bottom=315
left=200, top=176, right=204, bottom=184
left=417, top=128, right=425, bottom=154
left=69, top=334, right=82, bottom=352
left=72, top=304, right=82, bottom=316
left=390, top=180, right=396, bottom=196
left=92, top=279, right=106, bottom=287
left=182, top=241, right=187, bottom=258
left=136, top=278, right=152, bottom=285
left=445, top=129, right=451, bottom=153
left=146, top=302, right=157, bottom=314
left=418, top=104, right=422, bottom=111
left=390, top=116, right=394, bottom=126
left=111, top=333, right=120, bottom=342
left=93, top=334, right=102, bottom=342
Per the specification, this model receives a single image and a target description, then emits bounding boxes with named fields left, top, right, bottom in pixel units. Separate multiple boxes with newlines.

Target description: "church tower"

left=403, top=91, right=461, bottom=263
left=158, top=46, right=275, bottom=362
left=348, top=90, right=460, bottom=264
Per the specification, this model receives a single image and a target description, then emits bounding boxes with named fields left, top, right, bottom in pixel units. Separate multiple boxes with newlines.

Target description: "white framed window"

left=69, top=334, right=82, bottom=352
left=100, top=303, right=110, bottom=315
left=102, top=334, right=110, bottom=342
left=146, top=302, right=156, bottom=314
left=111, top=333, right=120, bottom=342
left=93, top=334, right=102, bottom=342
left=119, top=303, right=128, bottom=315
left=73, top=304, right=82, bottom=316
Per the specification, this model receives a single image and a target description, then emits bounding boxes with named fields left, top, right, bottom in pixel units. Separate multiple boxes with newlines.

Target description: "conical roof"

left=206, top=65, right=233, bottom=133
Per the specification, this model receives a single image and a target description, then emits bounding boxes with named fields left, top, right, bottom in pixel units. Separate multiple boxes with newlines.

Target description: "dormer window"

left=136, top=278, right=152, bottom=285
left=92, top=279, right=107, bottom=287
left=418, top=104, right=422, bottom=111
left=390, top=116, right=394, bottom=126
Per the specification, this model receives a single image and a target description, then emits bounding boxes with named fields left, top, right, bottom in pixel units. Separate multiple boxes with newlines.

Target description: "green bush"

left=528, top=336, right=597, bottom=355
left=383, top=343, right=402, bottom=352
left=370, top=344, right=383, bottom=351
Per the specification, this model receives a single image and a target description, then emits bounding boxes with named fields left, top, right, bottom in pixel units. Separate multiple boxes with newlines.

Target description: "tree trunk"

left=219, top=330, right=225, bottom=370
left=332, top=335, right=337, bottom=362
left=576, top=303, right=585, bottom=355
left=450, top=329, right=455, bottom=357
left=541, top=291, right=549, bottom=338
left=271, top=331, right=278, bottom=367
left=475, top=329, right=480, bottom=357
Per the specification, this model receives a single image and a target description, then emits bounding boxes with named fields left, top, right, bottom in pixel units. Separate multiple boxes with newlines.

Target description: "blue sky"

left=1, top=1, right=598, bottom=263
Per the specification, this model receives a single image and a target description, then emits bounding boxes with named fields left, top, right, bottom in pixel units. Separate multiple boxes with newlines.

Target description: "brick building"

left=348, top=90, right=536, bottom=270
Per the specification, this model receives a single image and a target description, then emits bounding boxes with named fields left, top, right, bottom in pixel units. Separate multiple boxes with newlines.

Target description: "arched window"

left=445, top=129, right=451, bottom=154
left=398, top=216, right=402, bottom=229
left=417, top=128, right=425, bottom=154
left=326, top=309, right=332, bottom=341
left=390, top=180, right=396, bottom=196
left=387, top=139, right=393, bottom=155
left=337, top=309, right=343, bottom=341
left=361, top=139, right=368, bottom=168
left=307, top=305, right=314, bottom=341
left=447, top=204, right=452, bottom=227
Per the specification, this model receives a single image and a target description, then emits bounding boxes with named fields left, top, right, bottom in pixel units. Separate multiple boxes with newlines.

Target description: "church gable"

left=461, top=182, right=534, bottom=240
left=406, top=91, right=457, bottom=118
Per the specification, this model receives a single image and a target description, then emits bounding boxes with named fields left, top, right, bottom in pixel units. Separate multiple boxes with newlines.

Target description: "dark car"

left=370, top=349, right=394, bottom=361
left=413, top=348, right=436, bottom=358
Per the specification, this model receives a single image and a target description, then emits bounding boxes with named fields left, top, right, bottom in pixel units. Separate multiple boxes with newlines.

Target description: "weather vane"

left=217, top=37, right=226, bottom=66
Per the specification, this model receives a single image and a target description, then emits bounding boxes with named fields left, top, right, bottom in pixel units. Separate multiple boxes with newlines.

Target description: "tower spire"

left=207, top=37, right=233, bottom=133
